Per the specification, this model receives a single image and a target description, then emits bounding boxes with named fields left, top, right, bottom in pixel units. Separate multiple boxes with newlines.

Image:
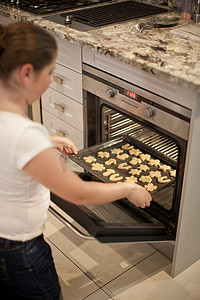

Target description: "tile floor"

left=44, top=210, right=200, bottom=300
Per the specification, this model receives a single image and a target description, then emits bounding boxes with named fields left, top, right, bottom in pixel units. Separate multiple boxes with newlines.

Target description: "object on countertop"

left=131, top=15, right=180, bottom=34
left=193, top=0, right=200, bottom=23
left=181, top=0, right=194, bottom=19
left=170, top=23, right=200, bottom=42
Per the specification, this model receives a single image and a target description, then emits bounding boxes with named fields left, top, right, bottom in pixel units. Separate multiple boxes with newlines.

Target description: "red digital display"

left=126, top=90, right=137, bottom=100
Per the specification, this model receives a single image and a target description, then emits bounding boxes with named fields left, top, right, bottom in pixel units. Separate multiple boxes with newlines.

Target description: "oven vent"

left=103, top=109, right=178, bottom=161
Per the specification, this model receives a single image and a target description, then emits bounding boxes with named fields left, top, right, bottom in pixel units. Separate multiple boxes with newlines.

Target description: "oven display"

left=123, top=89, right=139, bottom=101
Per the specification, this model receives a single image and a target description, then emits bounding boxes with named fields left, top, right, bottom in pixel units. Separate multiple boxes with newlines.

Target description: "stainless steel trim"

left=49, top=203, right=94, bottom=240
left=83, top=64, right=191, bottom=120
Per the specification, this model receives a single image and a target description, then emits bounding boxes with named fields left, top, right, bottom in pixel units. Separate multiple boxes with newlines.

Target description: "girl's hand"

left=127, top=183, right=152, bottom=208
left=50, top=136, right=78, bottom=155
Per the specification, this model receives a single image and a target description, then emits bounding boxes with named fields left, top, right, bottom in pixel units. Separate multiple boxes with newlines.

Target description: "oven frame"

left=50, top=63, right=190, bottom=244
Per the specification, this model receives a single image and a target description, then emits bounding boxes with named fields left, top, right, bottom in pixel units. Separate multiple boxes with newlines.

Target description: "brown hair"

left=0, top=22, right=57, bottom=84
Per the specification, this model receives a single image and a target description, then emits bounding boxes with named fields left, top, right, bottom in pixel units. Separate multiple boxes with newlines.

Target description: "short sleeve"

left=14, top=123, right=53, bottom=170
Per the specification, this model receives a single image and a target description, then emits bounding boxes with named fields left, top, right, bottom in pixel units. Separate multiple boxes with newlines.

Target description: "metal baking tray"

left=69, top=135, right=176, bottom=194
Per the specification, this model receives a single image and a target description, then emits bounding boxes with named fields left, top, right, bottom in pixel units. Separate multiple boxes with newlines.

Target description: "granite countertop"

left=0, top=4, right=200, bottom=91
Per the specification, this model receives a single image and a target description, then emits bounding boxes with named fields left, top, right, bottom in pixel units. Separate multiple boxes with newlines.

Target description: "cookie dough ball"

left=144, top=183, right=157, bottom=192
left=103, top=169, right=115, bottom=177
left=129, top=169, right=142, bottom=176
left=111, top=148, right=123, bottom=155
left=91, top=163, right=105, bottom=171
left=116, top=153, right=129, bottom=160
left=149, top=171, right=162, bottom=178
left=118, top=163, right=131, bottom=170
left=105, top=158, right=117, bottom=165
left=158, top=176, right=171, bottom=183
left=98, top=151, right=110, bottom=159
left=124, top=176, right=138, bottom=183
left=83, top=156, right=96, bottom=163
left=139, top=175, right=152, bottom=183
left=110, top=173, right=123, bottom=181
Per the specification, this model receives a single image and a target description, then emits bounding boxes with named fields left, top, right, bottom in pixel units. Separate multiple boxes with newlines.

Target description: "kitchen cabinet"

left=41, top=37, right=84, bottom=172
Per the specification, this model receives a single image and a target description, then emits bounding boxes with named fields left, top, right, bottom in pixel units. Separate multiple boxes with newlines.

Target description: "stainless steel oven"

left=50, top=63, right=191, bottom=244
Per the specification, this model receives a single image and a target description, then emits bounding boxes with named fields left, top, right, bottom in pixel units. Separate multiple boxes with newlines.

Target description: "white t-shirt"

left=0, top=112, right=53, bottom=241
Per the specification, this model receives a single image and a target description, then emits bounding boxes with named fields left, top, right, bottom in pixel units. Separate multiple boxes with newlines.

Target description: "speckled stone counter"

left=0, top=4, right=200, bottom=91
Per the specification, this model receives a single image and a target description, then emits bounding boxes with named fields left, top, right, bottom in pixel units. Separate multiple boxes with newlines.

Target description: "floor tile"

left=45, top=211, right=156, bottom=287
left=103, top=251, right=200, bottom=300
left=47, top=238, right=99, bottom=300
left=84, top=289, right=112, bottom=300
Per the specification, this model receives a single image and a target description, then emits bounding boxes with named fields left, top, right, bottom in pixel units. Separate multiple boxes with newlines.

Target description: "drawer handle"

left=54, top=103, right=65, bottom=112
left=52, top=75, right=63, bottom=85
left=56, top=129, right=65, bottom=137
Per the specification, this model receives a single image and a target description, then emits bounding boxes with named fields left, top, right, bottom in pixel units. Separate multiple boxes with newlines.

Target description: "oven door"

left=50, top=191, right=173, bottom=243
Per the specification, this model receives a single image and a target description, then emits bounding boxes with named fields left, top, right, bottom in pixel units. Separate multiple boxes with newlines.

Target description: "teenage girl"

left=0, top=22, right=152, bottom=299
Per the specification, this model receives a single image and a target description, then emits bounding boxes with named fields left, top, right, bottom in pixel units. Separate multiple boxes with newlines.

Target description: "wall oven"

left=50, top=63, right=191, bottom=244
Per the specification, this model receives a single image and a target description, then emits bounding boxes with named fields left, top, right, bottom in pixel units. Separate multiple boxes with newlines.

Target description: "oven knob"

left=65, top=15, right=72, bottom=25
left=106, top=88, right=116, bottom=98
left=146, top=106, right=156, bottom=117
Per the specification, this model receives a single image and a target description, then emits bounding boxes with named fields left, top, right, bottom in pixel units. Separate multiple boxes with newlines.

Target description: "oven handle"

left=49, top=206, right=95, bottom=240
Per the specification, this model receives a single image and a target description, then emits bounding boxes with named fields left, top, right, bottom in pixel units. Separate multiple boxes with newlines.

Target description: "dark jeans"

left=0, top=234, right=61, bottom=299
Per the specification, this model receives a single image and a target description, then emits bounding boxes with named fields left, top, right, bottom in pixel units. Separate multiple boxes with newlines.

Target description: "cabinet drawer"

left=56, top=37, right=82, bottom=73
left=51, top=63, right=82, bottom=103
left=42, top=110, right=84, bottom=151
left=42, top=110, right=83, bottom=172
left=42, top=88, right=84, bottom=131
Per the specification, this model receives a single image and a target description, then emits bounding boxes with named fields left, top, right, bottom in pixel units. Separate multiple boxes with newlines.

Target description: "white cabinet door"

left=42, top=109, right=84, bottom=150
left=56, top=37, right=82, bottom=73
left=50, top=63, right=83, bottom=104
left=42, top=88, right=84, bottom=132
left=42, top=110, right=84, bottom=172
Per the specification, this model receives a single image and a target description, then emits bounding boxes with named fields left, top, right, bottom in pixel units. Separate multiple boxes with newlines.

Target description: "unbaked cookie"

left=83, top=156, right=96, bottom=163
left=129, top=169, right=142, bottom=176
left=149, top=171, right=162, bottom=178
left=98, top=151, right=110, bottom=159
left=122, top=143, right=134, bottom=150
left=110, top=173, right=123, bottom=181
left=170, top=170, right=176, bottom=177
left=144, top=183, right=157, bottom=192
left=116, top=153, right=129, bottom=160
left=159, top=164, right=171, bottom=172
left=118, top=163, right=131, bottom=170
left=129, top=148, right=142, bottom=156
left=148, top=159, right=160, bottom=167
left=139, top=175, right=152, bottom=183
left=111, top=148, right=123, bottom=155
left=125, top=176, right=138, bottom=183
left=129, top=157, right=142, bottom=165
left=91, top=163, right=105, bottom=171
left=139, top=153, right=151, bottom=161
left=138, top=164, right=150, bottom=172
left=158, top=176, right=171, bottom=183
left=103, top=169, right=115, bottom=177
left=105, top=158, right=117, bottom=165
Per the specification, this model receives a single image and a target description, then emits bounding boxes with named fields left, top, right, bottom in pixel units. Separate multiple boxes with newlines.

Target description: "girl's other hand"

left=50, top=136, right=78, bottom=155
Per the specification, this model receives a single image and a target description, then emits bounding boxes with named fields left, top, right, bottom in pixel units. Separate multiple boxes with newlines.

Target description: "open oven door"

left=50, top=192, right=174, bottom=243
left=49, top=135, right=179, bottom=243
